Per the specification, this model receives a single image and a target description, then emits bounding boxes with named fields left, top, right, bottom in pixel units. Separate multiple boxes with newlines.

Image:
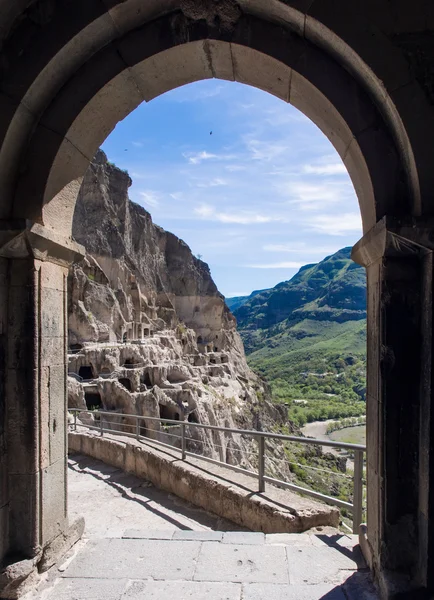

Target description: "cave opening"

left=119, top=378, right=132, bottom=391
left=84, top=392, right=102, bottom=410
left=188, top=411, right=199, bottom=424
left=78, top=365, right=94, bottom=380
left=159, top=403, right=180, bottom=423
left=69, top=343, right=83, bottom=353
left=142, top=372, right=152, bottom=387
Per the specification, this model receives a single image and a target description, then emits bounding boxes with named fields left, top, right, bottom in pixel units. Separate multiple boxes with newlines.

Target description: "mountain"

left=231, top=249, right=367, bottom=425
left=225, top=290, right=264, bottom=312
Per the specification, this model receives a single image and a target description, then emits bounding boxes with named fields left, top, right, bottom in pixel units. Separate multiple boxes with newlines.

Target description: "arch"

left=0, top=4, right=429, bottom=235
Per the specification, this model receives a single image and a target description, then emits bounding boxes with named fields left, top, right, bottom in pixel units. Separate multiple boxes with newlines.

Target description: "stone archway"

left=1, top=2, right=434, bottom=598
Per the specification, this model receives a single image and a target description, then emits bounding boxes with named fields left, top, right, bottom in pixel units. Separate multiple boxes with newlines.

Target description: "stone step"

left=31, top=531, right=378, bottom=600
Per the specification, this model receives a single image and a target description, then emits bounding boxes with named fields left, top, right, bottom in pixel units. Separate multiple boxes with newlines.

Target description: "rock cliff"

left=68, top=151, right=287, bottom=470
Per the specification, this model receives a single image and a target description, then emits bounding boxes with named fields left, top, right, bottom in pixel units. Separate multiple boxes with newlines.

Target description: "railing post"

left=100, top=414, right=104, bottom=437
left=181, top=422, right=186, bottom=460
left=353, top=449, right=364, bottom=534
left=258, top=435, right=265, bottom=493
left=74, top=410, right=77, bottom=432
left=136, top=417, right=140, bottom=441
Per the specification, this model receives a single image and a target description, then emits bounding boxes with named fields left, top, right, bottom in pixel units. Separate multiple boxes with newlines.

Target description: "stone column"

left=353, top=217, right=434, bottom=599
left=0, top=223, right=84, bottom=598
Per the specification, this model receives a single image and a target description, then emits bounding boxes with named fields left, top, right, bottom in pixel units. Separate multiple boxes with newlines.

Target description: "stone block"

left=232, top=44, right=291, bottom=102
left=41, top=458, right=67, bottom=545
left=0, top=504, right=9, bottom=564
left=194, top=542, right=288, bottom=584
left=173, top=530, right=223, bottom=541
left=222, top=532, right=265, bottom=545
left=104, top=0, right=175, bottom=35
left=65, top=68, right=144, bottom=161
left=286, top=545, right=361, bottom=585
left=42, top=577, right=128, bottom=600
left=0, top=97, right=36, bottom=219
left=129, top=41, right=213, bottom=102
left=39, top=517, right=85, bottom=573
left=206, top=40, right=234, bottom=81
left=40, top=288, right=65, bottom=338
left=40, top=336, right=65, bottom=367
left=65, top=538, right=201, bottom=580
left=48, top=365, right=67, bottom=465
left=244, top=583, right=346, bottom=599
left=122, top=529, right=174, bottom=540
left=8, top=472, right=39, bottom=555
left=42, top=137, right=90, bottom=211
left=39, top=261, right=68, bottom=292
left=266, top=533, right=313, bottom=546
left=122, top=580, right=242, bottom=600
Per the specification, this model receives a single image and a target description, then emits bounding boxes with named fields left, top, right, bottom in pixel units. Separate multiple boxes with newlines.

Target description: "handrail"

left=68, top=408, right=366, bottom=533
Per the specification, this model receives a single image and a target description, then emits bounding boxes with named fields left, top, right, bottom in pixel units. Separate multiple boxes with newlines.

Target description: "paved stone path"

left=29, top=455, right=378, bottom=599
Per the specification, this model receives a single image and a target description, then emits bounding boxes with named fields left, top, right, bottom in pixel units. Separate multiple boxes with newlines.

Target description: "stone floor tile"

left=312, top=534, right=359, bottom=548
left=266, top=533, right=313, bottom=545
left=122, top=529, right=174, bottom=539
left=44, top=578, right=128, bottom=599
left=173, top=530, right=223, bottom=541
left=64, top=538, right=201, bottom=580
left=342, top=571, right=380, bottom=599
left=194, top=542, right=288, bottom=584
left=122, top=580, right=241, bottom=599
left=243, top=583, right=346, bottom=600
left=222, top=532, right=265, bottom=545
left=287, top=545, right=361, bottom=585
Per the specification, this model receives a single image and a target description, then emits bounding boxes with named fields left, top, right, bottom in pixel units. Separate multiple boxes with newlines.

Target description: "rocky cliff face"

left=68, top=151, right=287, bottom=470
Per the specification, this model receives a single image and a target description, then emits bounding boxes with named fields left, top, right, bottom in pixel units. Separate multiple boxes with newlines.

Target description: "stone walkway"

left=30, top=455, right=378, bottom=600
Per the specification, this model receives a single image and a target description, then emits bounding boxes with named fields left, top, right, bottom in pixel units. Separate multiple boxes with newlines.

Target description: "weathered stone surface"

left=39, top=517, right=85, bottom=573
left=243, top=583, right=346, bottom=600
left=193, top=542, right=288, bottom=584
left=123, top=580, right=241, bottom=599
left=65, top=538, right=201, bottom=580
left=69, top=430, right=340, bottom=533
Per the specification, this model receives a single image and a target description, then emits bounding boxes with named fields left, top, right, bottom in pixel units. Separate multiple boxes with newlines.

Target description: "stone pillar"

left=0, top=223, right=84, bottom=598
left=353, top=217, right=434, bottom=599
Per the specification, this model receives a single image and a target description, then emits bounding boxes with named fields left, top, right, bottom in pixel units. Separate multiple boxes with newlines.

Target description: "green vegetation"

left=230, top=248, right=367, bottom=422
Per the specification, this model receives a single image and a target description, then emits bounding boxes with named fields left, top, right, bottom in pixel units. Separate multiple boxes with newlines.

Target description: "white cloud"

left=225, top=164, right=246, bottom=172
left=303, top=163, right=347, bottom=175
left=306, top=213, right=362, bottom=236
left=263, top=242, right=338, bottom=254
left=132, top=141, right=144, bottom=148
left=196, top=178, right=228, bottom=188
left=194, top=203, right=274, bottom=225
left=246, top=261, right=304, bottom=269
left=184, top=151, right=218, bottom=165
left=139, top=191, right=160, bottom=208
left=279, top=181, right=352, bottom=210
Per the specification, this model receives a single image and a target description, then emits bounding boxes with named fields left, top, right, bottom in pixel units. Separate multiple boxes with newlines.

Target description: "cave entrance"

left=69, top=343, right=83, bottom=354
left=124, top=359, right=134, bottom=369
left=79, top=365, right=94, bottom=380
left=188, top=411, right=199, bottom=424
left=142, top=372, right=152, bottom=387
left=119, top=378, right=132, bottom=391
left=159, top=403, right=180, bottom=423
left=84, top=392, right=102, bottom=410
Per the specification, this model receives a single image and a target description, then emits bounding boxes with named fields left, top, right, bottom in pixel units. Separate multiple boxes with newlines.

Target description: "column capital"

left=0, top=220, right=84, bottom=266
left=352, top=215, right=434, bottom=267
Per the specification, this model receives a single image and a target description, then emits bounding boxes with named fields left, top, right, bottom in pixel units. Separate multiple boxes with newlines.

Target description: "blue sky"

left=102, top=80, right=362, bottom=298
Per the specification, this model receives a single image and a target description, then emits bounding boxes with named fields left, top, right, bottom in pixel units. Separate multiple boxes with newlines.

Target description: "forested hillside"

left=228, top=248, right=367, bottom=426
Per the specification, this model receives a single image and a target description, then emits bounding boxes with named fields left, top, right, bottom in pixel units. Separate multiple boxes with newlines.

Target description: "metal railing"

left=68, top=408, right=366, bottom=533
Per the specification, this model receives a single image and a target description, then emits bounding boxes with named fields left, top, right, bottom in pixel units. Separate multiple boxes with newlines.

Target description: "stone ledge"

left=68, top=430, right=339, bottom=533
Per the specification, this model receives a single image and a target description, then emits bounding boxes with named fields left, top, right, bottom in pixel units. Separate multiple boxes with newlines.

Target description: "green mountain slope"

left=232, top=248, right=367, bottom=425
